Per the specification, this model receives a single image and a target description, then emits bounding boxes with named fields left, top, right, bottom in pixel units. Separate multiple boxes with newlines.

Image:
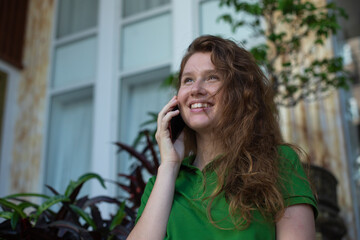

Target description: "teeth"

left=191, top=103, right=209, bottom=109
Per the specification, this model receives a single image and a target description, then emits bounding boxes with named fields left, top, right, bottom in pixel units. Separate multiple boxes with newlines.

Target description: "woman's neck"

left=193, top=132, right=222, bottom=170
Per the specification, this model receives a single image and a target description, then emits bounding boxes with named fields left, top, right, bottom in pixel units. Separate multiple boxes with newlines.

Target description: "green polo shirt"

left=136, top=145, right=317, bottom=239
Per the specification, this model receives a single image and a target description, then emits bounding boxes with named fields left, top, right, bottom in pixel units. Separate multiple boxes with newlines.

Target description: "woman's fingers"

left=155, top=98, right=186, bottom=164
left=157, top=96, right=179, bottom=128
left=158, top=97, right=177, bottom=120
left=155, top=96, right=185, bottom=164
left=156, top=96, right=179, bottom=141
left=161, top=109, right=180, bottom=130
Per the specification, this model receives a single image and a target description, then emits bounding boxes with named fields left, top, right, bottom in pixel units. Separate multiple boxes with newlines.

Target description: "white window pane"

left=200, top=0, right=265, bottom=49
left=119, top=67, right=173, bottom=173
left=123, top=0, right=170, bottom=17
left=57, top=0, right=98, bottom=38
left=53, top=37, right=97, bottom=89
left=121, top=14, right=172, bottom=71
left=46, top=88, right=93, bottom=194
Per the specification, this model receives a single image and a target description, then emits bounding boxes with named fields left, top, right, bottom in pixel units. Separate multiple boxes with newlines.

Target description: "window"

left=118, top=0, right=173, bottom=177
left=56, top=0, right=98, bottom=38
left=122, top=0, right=170, bottom=18
left=52, top=36, right=97, bottom=89
left=45, top=0, right=98, bottom=193
left=46, top=88, right=93, bottom=193
left=121, top=13, right=172, bottom=71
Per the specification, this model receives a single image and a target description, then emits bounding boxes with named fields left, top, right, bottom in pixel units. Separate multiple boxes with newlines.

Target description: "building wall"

left=271, top=1, right=358, bottom=238
left=9, top=0, right=54, bottom=194
left=279, top=93, right=356, bottom=239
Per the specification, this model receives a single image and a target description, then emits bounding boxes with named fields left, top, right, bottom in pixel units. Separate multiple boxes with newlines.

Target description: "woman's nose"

left=191, top=80, right=206, bottom=96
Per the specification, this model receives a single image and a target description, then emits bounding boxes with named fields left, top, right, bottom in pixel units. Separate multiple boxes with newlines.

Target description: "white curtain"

left=123, top=0, right=170, bottom=17
left=46, top=92, right=93, bottom=194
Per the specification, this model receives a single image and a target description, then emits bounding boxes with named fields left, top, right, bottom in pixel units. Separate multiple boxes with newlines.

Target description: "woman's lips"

left=190, top=103, right=211, bottom=109
left=189, top=102, right=213, bottom=112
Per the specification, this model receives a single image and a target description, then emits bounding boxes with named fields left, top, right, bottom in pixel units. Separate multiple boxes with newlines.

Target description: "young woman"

left=127, top=35, right=317, bottom=240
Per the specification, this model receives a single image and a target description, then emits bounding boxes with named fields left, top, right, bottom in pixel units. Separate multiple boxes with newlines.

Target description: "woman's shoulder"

left=277, top=144, right=298, bottom=156
left=277, top=144, right=302, bottom=165
left=276, top=145, right=318, bottom=216
left=276, top=144, right=308, bottom=177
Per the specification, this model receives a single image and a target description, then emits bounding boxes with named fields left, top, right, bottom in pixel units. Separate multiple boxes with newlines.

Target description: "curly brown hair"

left=178, top=35, right=288, bottom=229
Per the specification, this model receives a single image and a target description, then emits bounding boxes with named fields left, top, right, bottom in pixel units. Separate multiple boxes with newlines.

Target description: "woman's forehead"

left=183, top=52, right=215, bottom=71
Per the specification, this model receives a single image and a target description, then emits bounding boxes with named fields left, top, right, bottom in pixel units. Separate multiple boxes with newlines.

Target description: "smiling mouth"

left=190, top=103, right=212, bottom=109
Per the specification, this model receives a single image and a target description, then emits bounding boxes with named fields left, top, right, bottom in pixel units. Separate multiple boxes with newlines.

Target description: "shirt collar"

left=181, top=155, right=195, bottom=166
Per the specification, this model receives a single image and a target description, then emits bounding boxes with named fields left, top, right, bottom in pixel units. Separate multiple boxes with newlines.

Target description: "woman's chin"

left=187, top=122, right=215, bottom=133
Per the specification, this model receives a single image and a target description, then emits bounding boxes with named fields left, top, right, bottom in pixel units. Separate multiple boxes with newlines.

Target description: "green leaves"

left=110, top=202, right=126, bottom=231
left=0, top=195, right=69, bottom=231
left=69, top=205, right=97, bottom=229
left=0, top=172, right=131, bottom=239
left=64, top=173, right=106, bottom=197
left=218, top=0, right=262, bottom=34
left=268, top=32, right=286, bottom=43
left=282, top=62, right=291, bottom=67
left=11, top=212, right=20, bottom=230
left=0, top=192, right=65, bottom=232
left=278, top=0, right=294, bottom=14
left=36, top=195, right=70, bottom=217
left=250, top=44, right=268, bottom=63
left=161, top=72, right=178, bottom=89
left=0, top=211, right=13, bottom=220
left=218, top=0, right=351, bottom=106
left=0, top=198, right=26, bottom=218
left=4, top=193, right=50, bottom=199
left=276, top=56, right=352, bottom=106
left=0, top=173, right=106, bottom=225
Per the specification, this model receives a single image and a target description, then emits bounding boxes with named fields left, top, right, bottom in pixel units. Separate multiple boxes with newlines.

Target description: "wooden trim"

left=0, top=0, right=29, bottom=69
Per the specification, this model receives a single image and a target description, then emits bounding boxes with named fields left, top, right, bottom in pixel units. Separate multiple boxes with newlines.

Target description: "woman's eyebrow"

left=182, top=69, right=218, bottom=78
left=181, top=72, right=192, bottom=78
left=205, top=70, right=218, bottom=75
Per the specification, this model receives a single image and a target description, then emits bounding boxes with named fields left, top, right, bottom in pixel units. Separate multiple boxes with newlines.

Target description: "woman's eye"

left=183, top=78, right=193, bottom=84
left=208, top=75, right=219, bottom=81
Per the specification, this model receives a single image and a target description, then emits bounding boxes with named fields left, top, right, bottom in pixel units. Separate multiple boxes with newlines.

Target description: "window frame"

left=42, top=0, right=102, bottom=197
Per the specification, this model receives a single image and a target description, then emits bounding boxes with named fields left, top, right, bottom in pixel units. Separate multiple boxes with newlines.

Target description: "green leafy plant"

left=115, top=129, right=159, bottom=210
left=0, top=173, right=133, bottom=240
left=0, top=115, right=160, bottom=240
left=218, top=0, right=351, bottom=106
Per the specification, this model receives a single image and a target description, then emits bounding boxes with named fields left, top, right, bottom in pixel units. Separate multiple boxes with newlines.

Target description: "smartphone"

left=169, top=106, right=186, bottom=143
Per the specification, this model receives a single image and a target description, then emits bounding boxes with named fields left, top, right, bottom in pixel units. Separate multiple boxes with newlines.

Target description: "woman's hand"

left=127, top=96, right=186, bottom=240
left=155, top=96, right=185, bottom=165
